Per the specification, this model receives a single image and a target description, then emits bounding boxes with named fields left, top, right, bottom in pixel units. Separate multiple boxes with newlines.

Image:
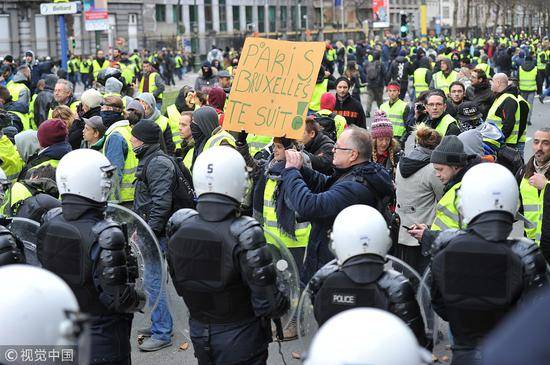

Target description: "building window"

left=189, top=5, right=198, bottom=32
left=233, top=6, right=240, bottom=31
left=258, top=6, right=265, bottom=32
left=442, top=6, right=450, bottom=19
left=205, top=0, right=213, bottom=31
left=245, top=6, right=253, bottom=26
left=219, top=0, right=227, bottom=32
left=173, top=5, right=182, bottom=24
left=155, top=4, right=166, bottom=22
left=280, top=6, right=287, bottom=27
left=291, top=6, right=297, bottom=30
left=268, top=6, right=276, bottom=32
left=301, top=6, right=307, bottom=28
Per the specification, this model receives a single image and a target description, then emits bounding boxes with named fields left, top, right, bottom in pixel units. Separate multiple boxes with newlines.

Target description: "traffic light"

left=400, top=14, right=408, bottom=38
left=71, top=37, right=76, bottom=49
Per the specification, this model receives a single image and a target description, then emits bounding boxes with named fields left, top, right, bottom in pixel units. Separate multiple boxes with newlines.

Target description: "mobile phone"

left=402, top=225, right=414, bottom=230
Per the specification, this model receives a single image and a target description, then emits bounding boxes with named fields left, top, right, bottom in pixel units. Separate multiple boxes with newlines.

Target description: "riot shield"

left=297, top=259, right=338, bottom=352
left=8, top=217, right=41, bottom=267
left=105, top=203, right=166, bottom=314
left=419, top=267, right=449, bottom=348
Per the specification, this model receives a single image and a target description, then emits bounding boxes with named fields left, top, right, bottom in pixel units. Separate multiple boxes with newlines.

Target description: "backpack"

left=313, top=112, right=337, bottom=142
left=366, top=61, right=381, bottom=82
left=142, top=154, right=196, bottom=211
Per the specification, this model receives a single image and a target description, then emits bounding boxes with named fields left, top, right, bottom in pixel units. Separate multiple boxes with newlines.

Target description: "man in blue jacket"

left=282, top=126, right=394, bottom=283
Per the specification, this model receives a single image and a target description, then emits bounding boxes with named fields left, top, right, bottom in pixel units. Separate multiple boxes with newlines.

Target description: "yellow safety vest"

left=102, top=123, right=138, bottom=203
left=520, top=177, right=545, bottom=244
left=263, top=178, right=310, bottom=248
left=518, top=67, right=537, bottom=92
left=537, top=51, right=547, bottom=70
left=432, top=70, right=458, bottom=95
left=476, top=63, right=490, bottom=75
left=316, top=109, right=347, bottom=139
left=486, top=93, right=519, bottom=144
left=432, top=182, right=461, bottom=231
left=183, top=147, right=194, bottom=171
left=203, top=129, right=236, bottom=151
left=166, top=104, right=183, bottom=149
left=120, top=64, right=135, bottom=85
left=155, top=114, right=169, bottom=134
left=92, top=59, right=110, bottom=79
left=434, top=114, right=459, bottom=137
left=27, top=159, right=60, bottom=177
left=0, top=181, right=33, bottom=216
left=139, top=73, right=163, bottom=100
left=28, top=94, right=37, bottom=130
left=516, top=95, right=529, bottom=143
left=7, top=110, right=30, bottom=131
left=379, top=99, right=407, bottom=137
left=80, top=60, right=91, bottom=73
left=175, top=56, right=184, bottom=68
left=6, top=81, right=29, bottom=103
left=246, top=134, right=273, bottom=158
left=326, top=49, right=337, bottom=62
left=0, top=135, right=24, bottom=182
left=308, top=79, right=329, bottom=112
left=413, top=68, right=429, bottom=92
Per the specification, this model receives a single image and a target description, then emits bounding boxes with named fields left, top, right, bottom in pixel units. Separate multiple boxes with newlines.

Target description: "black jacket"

left=33, top=74, right=58, bottom=126
left=70, top=106, right=100, bottom=150
left=133, top=144, right=176, bottom=236
left=386, top=56, right=413, bottom=85
left=492, top=85, right=519, bottom=142
left=425, top=112, right=461, bottom=136
left=334, top=93, right=366, bottom=128
left=466, top=80, right=494, bottom=119
left=303, top=132, right=335, bottom=175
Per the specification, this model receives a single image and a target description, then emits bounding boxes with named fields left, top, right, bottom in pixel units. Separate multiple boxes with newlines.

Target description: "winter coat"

left=281, top=161, right=393, bottom=283
left=33, top=74, right=58, bottom=126
left=334, top=93, right=366, bottom=129
left=133, top=143, right=176, bottom=236
left=386, top=56, right=413, bottom=85
left=303, top=132, right=335, bottom=175
left=465, top=80, right=494, bottom=119
left=20, top=141, right=72, bottom=179
left=395, top=146, right=445, bottom=246
left=70, top=106, right=100, bottom=150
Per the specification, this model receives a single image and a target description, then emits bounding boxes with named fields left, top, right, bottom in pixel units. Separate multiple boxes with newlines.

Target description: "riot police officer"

left=0, top=224, right=25, bottom=266
left=307, top=204, right=428, bottom=347
left=166, top=146, right=289, bottom=365
left=36, top=149, right=144, bottom=365
left=430, top=163, right=548, bottom=365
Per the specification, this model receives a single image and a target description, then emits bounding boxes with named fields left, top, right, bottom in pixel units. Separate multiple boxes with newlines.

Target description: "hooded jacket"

left=281, top=161, right=393, bottom=283
left=387, top=56, right=413, bottom=85
left=34, top=74, right=58, bottom=126
left=14, top=130, right=39, bottom=163
left=20, top=140, right=72, bottom=179
left=142, top=106, right=175, bottom=156
left=466, top=79, right=493, bottom=119
left=396, top=146, right=445, bottom=246
left=194, top=63, right=219, bottom=92
left=10, top=71, right=31, bottom=112
left=303, top=132, right=335, bottom=175
left=191, top=106, right=221, bottom=162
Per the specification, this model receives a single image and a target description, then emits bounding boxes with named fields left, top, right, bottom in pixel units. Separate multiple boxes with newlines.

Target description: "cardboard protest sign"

left=224, top=37, right=324, bottom=139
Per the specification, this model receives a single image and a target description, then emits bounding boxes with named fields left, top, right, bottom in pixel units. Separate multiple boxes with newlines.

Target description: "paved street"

left=130, top=74, right=550, bottom=364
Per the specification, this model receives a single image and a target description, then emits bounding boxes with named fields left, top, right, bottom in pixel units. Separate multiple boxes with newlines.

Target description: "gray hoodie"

left=10, top=71, right=31, bottom=113
left=14, top=130, right=40, bottom=163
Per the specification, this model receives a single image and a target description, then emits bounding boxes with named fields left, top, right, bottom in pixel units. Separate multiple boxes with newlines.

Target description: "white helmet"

left=304, top=308, right=430, bottom=365
left=457, top=163, right=519, bottom=225
left=56, top=149, right=116, bottom=203
left=192, top=146, right=249, bottom=203
left=0, top=265, right=82, bottom=346
left=330, top=205, right=391, bottom=264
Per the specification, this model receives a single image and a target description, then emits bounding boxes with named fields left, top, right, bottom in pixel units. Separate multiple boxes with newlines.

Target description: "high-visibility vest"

left=379, top=99, right=407, bottom=137
left=520, top=177, right=545, bottom=244
left=0, top=135, right=24, bottom=182
left=139, top=72, right=163, bottom=100
left=0, top=181, right=33, bottom=216
left=486, top=93, right=519, bottom=144
left=308, top=79, right=328, bottom=112
left=166, top=104, right=183, bottom=149
left=536, top=51, right=547, bottom=70
left=203, top=129, right=236, bottom=151
left=246, top=134, right=273, bottom=158
left=175, top=55, right=184, bottom=68
left=432, top=70, right=458, bottom=95
left=183, top=147, right=194, bottom=171
left=476, top=63, right=490, bottom=75
left=518, top=66, right=537, bottom=92
left=102, top=123, right=138, bottom=203
left=432, top=182, right=461, bottom=231
left=413, top=67, right=429, bottom=92
left=120, top=63, right=135, bottom=85
left=28, top=93, right=37, bottom=130
left=27, top=159, right=60, bottom=176
left=80, top=60, right=91, bottom=74
left=6, top=81, right=29, bottom=103
left=434, top=114, right=459, bottom=137
left=7, top=110, right=30, bottom=131
left=516, top=94, right=530, bottom=143
left=326, top=49, right=336, bottom=62
left=92, top=59, right=110, bottom=79
left=263, top=178, right=310, bottom=248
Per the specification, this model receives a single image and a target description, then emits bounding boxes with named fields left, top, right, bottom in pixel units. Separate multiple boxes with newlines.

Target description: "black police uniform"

left=309, top=254, right=429, bottom=347
left=167, top=194, right=289, bottom=365
left=430, top=211, right=548, bottom=365
left=0, top=225, right=25, bottom=266
left=36, top=195, right=144, bottom=365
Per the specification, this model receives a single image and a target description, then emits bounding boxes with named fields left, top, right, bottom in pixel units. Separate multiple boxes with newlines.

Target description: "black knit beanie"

left=131, top=120, right=161, bottom=144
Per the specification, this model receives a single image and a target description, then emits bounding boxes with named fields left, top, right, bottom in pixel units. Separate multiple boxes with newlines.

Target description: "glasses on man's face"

left=333, top=146, right=354, bottom=152
left=427, top=103, right=444, bottom=108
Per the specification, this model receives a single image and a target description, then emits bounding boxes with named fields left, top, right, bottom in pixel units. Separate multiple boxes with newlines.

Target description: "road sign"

left=40, top=1, right=79, bottom=16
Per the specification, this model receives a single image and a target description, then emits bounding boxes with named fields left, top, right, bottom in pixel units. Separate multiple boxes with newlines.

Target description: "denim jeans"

left=144, top=236, right=173, bottom=341
left=520, top=91, right=535, bottom=124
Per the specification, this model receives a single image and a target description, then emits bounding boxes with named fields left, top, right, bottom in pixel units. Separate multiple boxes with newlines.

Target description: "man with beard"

left=465, top=68, right=493, bottom=119
left=518, top=128, right=550, bottom=263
